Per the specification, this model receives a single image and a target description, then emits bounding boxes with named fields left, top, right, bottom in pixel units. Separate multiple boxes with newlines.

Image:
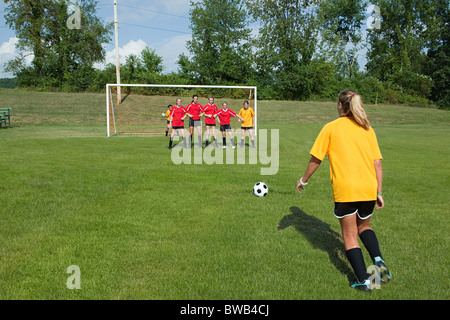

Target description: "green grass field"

left=0, top=88, right=449, bottom=300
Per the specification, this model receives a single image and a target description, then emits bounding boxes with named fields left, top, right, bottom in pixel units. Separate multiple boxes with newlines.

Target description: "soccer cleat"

left=375, top=259, right=392, bottom=284
left=350, top=279, right=372, bottom=292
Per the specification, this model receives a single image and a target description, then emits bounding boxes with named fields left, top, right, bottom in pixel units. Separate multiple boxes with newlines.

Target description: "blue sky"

left=0, top=0, right=194, bottom=77
left=0, top=0, right=373, bottom=78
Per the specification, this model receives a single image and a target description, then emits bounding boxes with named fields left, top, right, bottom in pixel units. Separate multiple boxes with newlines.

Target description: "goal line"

left=106, top=83, right=258, bottom=137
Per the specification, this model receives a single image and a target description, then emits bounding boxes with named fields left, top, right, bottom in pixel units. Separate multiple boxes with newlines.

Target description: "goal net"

left=106, top=84, right=257, bottom=137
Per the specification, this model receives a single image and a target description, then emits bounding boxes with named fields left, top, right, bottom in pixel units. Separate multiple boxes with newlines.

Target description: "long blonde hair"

left=338, top=90, right=371, bottom=130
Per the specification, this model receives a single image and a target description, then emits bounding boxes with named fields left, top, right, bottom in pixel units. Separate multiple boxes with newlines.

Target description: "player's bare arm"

left=374, top=159, right=384, bottom=209
left=297, top=156, right=322, bottom=191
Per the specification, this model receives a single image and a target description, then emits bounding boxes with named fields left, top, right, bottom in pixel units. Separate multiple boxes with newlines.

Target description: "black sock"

left=165, top=130, right=168, bottom=136
left=223, top=137, right=226, bottom=146
left=206, top=140, right=209, bottom=147
left=359, top=229, right=382, bottom=263
left=169, top=138, right=173, bottom=148
left=346, top=248, right=368, bottom=282
left=190, top=134, right=193, bottom=147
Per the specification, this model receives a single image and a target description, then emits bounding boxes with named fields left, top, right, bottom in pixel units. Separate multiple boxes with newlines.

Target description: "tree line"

left=3, top=0, right=449, bottom=109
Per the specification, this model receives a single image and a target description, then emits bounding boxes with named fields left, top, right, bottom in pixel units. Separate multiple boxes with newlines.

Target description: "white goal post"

left=106, top=83, right=257, bottom=137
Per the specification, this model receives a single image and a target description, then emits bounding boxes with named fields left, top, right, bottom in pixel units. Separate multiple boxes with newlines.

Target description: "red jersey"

left=170, top=105, right=187, bottom=127
left=215, top=108, right=236, bottom=125
left=203, top=104, right=218, bottom=125
left=186, top=103, right=203, bottom=121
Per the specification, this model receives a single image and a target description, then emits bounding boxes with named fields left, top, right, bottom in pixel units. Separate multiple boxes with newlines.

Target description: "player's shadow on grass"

left=278, top=206, right=354, bottom=282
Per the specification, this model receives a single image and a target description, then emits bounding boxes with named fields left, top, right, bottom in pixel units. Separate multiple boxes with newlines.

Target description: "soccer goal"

left=106, top=84, right=257, bottom=137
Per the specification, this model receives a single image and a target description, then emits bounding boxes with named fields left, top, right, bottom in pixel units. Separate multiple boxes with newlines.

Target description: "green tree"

left=247, top=0, right=322, bottom=100
left=318, top=0, right=367, bottom=79
left=123, top=54, right=142, bottom=84
left=366, top=0, right=439, bottom=81
left=141, top=47, right=164, bottom=75
left=181, top=0, right=253, bottom=84
left=424, top=0, right=450, bottom=109
left=122, top=47, right=164, bottom=84
left=4, top=0, right=112, bottom=90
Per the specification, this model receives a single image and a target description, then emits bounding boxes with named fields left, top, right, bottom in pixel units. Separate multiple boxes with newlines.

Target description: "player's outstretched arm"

left=297, top=156, right=322, bottom=192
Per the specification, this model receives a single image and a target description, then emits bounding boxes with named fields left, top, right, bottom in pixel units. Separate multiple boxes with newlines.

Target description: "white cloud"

left=95, top=39, right=149, bottom=69
left=0, top=37, right=18, bottom=55
left=0, top=37, right=37, bottom=78
left=0, top=37, right=19, bottom=77
left=153, top=34, right=191, bottom=73
left=0, top=37, right=34, bottom=78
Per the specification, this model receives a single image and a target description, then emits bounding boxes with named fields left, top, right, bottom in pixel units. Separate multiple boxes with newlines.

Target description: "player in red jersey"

left=214, top=102, right=244, bottom=148
left=186, top=95, right=203, bottom=148
left=168, top=98, right=188, bottom=149
left=202, top=96, right=219, bottom=148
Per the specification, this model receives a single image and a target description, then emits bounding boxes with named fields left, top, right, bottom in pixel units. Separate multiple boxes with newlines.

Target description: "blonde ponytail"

left=338, top=90, right=371, bottom=130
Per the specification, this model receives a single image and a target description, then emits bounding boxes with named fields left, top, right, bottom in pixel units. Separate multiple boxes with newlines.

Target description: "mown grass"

left=0, top=88, right=449, bottom=300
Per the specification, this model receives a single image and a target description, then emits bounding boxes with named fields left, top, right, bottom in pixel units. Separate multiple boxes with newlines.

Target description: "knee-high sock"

left=359, top=229, right=383, bottom=263
left=346, top=248, right=368, bottom=282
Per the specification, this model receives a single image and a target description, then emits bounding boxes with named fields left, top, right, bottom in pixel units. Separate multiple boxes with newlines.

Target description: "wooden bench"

left=0, top=108, right=12, bottom=128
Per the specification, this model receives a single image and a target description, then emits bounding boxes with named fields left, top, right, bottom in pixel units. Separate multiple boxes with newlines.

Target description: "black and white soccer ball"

left=253, top=182, right=268, bottom=197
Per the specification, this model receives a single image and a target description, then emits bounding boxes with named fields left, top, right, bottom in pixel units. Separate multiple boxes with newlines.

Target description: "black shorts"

left=241, top=126, right=253, bottom=131
left=172, top=126, right=184, bottom=130
left=189, top=119, right=201, bottom=127
left=220, top=124, right=231, bottom=132
left=166, top=120, right=170, bottom=124
left=205, top=123, right=216, bottom=127
left=334, top=201, right=376, bottom=220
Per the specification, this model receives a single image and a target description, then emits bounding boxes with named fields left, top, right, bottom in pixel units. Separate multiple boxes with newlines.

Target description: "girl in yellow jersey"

left=163, top=105, right=172, bottom=136
left=297, top=90, right=391, bottom=292
left=238, top=100, right=255, bottom=148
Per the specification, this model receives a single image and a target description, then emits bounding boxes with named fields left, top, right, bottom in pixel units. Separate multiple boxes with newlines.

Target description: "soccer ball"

left=253, top=182, right=268, bottom=197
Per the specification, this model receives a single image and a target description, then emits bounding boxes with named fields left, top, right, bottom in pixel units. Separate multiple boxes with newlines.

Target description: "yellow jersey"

left=309, top=117, right=382, bottom=202
left=238, top=107, right=255, bottom=127
left=165, top=110, right=172, bottom=121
